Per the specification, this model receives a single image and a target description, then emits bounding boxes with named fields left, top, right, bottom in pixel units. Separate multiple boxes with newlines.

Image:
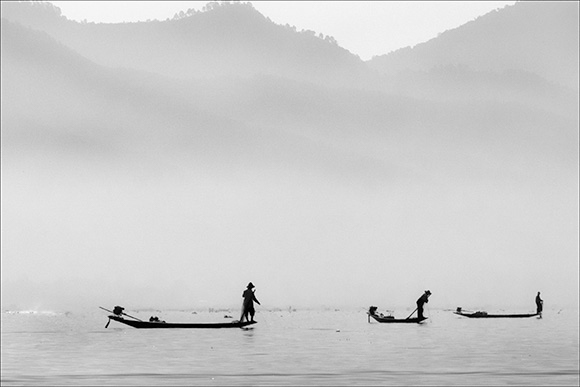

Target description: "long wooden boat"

left=367, top=306, right=427, bottom=324
left=453, top=308, right=539, bottom=319
left=107, top=314, right=257, bottom=329
left=100, top=306, right=257, bottom=329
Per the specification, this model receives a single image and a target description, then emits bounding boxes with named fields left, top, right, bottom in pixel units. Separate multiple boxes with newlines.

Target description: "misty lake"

left=1, top=308, right=578, bottom=386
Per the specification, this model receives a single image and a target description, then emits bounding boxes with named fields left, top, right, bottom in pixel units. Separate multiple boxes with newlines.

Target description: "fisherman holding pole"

left=240, top=282, right=261, bottom=322
left=416, top=290, right=431, bottom=320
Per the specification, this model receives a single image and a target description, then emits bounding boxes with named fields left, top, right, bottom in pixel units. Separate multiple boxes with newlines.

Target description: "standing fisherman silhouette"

left=240, top=282, right=261, bottom=322
left=535, top=291, right=543, bottom=317
left=415, top=290, right=432, bottom=320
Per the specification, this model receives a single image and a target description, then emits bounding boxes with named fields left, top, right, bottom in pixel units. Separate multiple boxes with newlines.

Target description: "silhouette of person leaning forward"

left=535, top=291, right=543, bottom=317
left=416, top=290, right=432, bottom=320
left=240, top=282, right=261, bottom=322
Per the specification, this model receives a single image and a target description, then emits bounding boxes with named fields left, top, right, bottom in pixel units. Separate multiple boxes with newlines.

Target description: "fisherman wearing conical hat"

left=240, top=282, right=261, bottom=322
left=416, top=290, right=432, bottom=320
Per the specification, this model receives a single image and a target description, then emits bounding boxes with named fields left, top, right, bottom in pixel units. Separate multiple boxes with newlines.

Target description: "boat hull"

left=368, top=312, right=427, bottom=324
left=108, top=315, right=257, bottom=329
left=454, top=312, right=539, bottom=319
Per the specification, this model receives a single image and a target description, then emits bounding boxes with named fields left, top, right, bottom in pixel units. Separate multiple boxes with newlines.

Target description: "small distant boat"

left=367, top=306, right=427, bottom=324
left=453, top=307, right=539, bottom=319
left=100, top=306, right=257, bottom=329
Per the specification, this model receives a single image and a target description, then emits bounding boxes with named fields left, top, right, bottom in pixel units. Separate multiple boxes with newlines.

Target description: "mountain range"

left=368, top=1, right=579, bottom=91
left=2, top=1, right=577, bottom=168
left=2, top=1, right=578, bottom=89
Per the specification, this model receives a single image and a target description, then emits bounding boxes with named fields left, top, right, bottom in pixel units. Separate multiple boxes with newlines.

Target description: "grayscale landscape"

left=1, top=1, right=578, bottom=312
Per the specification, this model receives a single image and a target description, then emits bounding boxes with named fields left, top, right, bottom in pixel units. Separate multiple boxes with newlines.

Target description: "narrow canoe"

left=367, top=312, right=427, bottom=324
left=107, top=315, right=257, bottom=329
left=454, top=311, right=539, bottom=319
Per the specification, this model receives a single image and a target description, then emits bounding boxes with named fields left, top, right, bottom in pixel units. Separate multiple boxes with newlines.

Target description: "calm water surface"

left=2, top=308, right=578, bottom=386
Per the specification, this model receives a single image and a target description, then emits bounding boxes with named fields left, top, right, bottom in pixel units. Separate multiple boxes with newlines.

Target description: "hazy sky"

left=50, top=1, right=516, bottom=60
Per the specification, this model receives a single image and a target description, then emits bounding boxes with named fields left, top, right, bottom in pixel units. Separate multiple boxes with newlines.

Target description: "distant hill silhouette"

left=1, top=1, right=371, bottom=87
left=368, top=1, right=579, bottom=90
left=3, top=1, right=577, bottom=94
left=2, top=15, right=576, bottom=183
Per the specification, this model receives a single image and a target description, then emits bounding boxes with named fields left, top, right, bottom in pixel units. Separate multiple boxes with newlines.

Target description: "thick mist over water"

left=3, top=146, right=576, bottom=311
left=1, top=1, right=578, bottom=313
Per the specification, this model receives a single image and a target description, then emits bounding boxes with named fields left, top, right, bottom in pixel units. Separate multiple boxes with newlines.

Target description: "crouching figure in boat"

left=367, top=304, right=429, bottom=324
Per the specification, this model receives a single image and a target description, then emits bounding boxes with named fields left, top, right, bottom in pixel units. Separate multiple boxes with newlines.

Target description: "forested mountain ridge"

left=2, top=1, right=577, bottom=95
left=368, top=1, right=579, bottom=91
left=1, top=1, right=371, bottom=87
left=2, top=0, right=577, bottom=172
left=2, top=13, right=576, bottom=181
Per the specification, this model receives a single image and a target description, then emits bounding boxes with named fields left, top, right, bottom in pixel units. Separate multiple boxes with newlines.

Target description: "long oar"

left=99, top=306, right=143, bottom=321
left=120, top=311, right=143, bottom=322
left=405, top=307, right=418, bottom=320
left=99, top=306, right=115, bottom=314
